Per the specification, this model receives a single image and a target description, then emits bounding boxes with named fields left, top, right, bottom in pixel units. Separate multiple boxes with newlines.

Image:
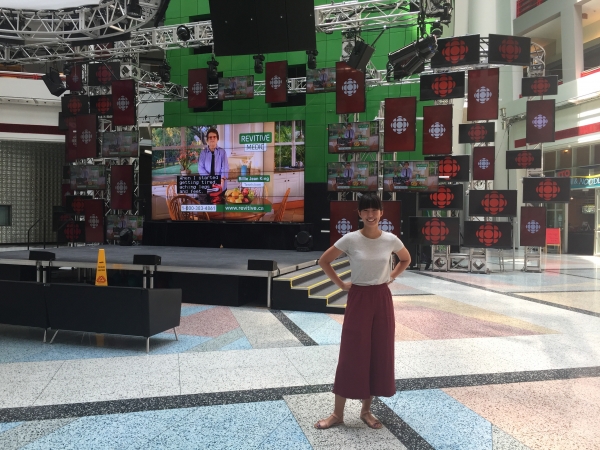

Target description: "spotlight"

left=253, top=54, right=265, bottom=74
left=430, top=21, right=443, bottom=37
left=294, top=231, right=313, bottom=252
left=63, top=62, right=73, bottom=76
left=388, top=35, right=438, bottom=79
left=177, top=24, right=191, bottom=42
left=306, top=50, right=318, bottom=70
left=127, top=0, right=142, bottom=19
left=159, top=61, right=171, bottom=83
left=41, top=67, right=67, bottom=97
left=207, top=56, right=219, bottom=78
left=119, top=228, right=134, bottom=246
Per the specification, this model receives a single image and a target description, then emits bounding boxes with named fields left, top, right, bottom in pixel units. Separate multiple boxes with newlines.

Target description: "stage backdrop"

left=151, top=121, right=305, bottom=222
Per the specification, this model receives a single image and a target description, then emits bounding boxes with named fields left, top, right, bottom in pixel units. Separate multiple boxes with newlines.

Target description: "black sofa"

left=0, top=280, right=50, bottom=340
left=45, top=284, right=182, bottom=352
left=0, top=281, right=182, bottom=352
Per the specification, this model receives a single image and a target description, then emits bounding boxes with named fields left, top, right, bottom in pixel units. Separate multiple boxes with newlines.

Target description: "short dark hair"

left=207, top=128, right=219, bottom=140
left=358, top=192, right=382, bottom=211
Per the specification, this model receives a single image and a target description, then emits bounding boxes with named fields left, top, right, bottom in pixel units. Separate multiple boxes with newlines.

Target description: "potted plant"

left=178, top=150, right=193, bottom=175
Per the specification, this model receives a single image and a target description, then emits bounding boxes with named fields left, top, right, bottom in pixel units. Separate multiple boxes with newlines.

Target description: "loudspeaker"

left=348, top=40, right=375, bottom=72
left=294, top=231, right=313, bottom=252
left=133, top=254, right=162, bottom=265
left=247, top=259, right=278, bottom=271
left=28, top=251, right=56, bottom=261
left=42, top=68, right=67, bottom=97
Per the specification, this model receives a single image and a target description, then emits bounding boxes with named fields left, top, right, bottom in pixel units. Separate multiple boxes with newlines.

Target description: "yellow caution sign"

left=95, top=249, right=108, bottom=286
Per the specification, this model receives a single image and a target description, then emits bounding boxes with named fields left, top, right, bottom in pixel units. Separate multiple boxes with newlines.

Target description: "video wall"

left=151, top=121, right=305, bottom=222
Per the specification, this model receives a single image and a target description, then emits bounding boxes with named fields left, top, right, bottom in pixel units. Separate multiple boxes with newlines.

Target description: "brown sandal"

left=360, top=411, right=383, bottom=429
left=314, top=413, right=344, bottom=429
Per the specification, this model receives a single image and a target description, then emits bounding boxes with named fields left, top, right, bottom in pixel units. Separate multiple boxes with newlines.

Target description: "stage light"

left=388, top=35, right=438, bottom=80
left=306, top=50, right=318, bottom=70
left=159, top=61, right=171, bottom=83
left=430, top=21, right=443, bottom=37
left=127, top=0, right=142, bottom=19
left=63, top=62, right=73, bottom=76
left=253, top=54, right=265, bottom=74
left=207, top=56, right=219, bottom=78
left=41, top=67, right=67, bottom=97
left=177, top=25, right=191, bottom=42
left=294, top=231, right=313, bottom=252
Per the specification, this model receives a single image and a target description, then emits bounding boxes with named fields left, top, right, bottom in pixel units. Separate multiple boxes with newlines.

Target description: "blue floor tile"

left=381, top=389, right=493, bottom=450
left=0, top=422, right=22, bottom=433
left=220, top=336, right=253, bottom=351
left=283, top=311, right=343, bottom=345
left=181, top=305, right=215, bottom=317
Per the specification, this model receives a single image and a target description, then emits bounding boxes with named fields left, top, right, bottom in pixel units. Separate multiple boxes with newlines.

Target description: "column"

left=561, top=2, right=584, bottom=83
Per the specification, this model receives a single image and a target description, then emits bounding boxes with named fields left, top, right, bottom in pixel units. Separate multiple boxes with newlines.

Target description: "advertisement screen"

left=326, top=162, right=378, bottom=192
left=151, top=121, right=305, bottom=222
left=218, top=76, right=254, bottom=100
left=106, top=215, right=144, bottom=241
left=101, top=131, right=139, bottom=157
left=306, top=68, right=336, bottom=93
left=69, top=165, right=107, bottom=190
left=328, top=122, right=379, bottom=153
left=383, top=161, right=439, bottom=192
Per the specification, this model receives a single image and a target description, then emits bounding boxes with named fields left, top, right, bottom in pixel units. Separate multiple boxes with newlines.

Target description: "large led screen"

left=328, top=122, right=379, bottom=153
left=69, top=165, right=107, bottom=190
left=409, top=217, right=460, bottom=246
left=306, top=68, right=336, bottom=93
left=418, top=184, right=464, bottom=210
left=327, top=162, right=378, bottom=192
left=463, top=221, right=513, bottom=248
left=468, top=190, right=517, bottom=217
left=102, top=131, right=139, bottom=157
left=151, top=121, right=305, bottom=222
left=217, top=76, right=254, bottom=100
left=383, top=161, right=439, bottom=192
left=522, top=177, right=570, bottom=203
left=106, top=215, right=144, bottom=242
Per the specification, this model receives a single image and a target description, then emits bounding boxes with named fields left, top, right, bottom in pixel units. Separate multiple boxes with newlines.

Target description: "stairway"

left=271, top=259, right=349, bottom=314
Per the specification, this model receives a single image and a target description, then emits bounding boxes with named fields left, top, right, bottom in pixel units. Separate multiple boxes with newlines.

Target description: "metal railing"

left=516, top=0, right=547, bottom=17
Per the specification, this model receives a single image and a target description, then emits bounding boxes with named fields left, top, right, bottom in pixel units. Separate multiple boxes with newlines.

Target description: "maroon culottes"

left=332, top=283, right=396, bottom=400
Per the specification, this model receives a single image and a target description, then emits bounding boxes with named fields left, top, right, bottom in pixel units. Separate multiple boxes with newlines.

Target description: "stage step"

left=272, top=258, right=350, bottom=314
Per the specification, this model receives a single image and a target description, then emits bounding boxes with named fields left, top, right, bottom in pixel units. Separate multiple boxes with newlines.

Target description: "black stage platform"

left=0, top=246, right=321, bottom=306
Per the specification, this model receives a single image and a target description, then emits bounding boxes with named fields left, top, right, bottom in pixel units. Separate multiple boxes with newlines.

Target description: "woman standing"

left=314, top=193, right=411, bottom=430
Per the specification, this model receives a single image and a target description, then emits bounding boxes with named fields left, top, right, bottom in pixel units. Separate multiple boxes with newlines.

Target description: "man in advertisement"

left=198, top=128, right=229, bottom=203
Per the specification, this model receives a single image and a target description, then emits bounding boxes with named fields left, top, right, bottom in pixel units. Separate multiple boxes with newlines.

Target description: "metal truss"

left=314, top=0, right=421, bottom=33
left=0, top=1, right=161, bottom=44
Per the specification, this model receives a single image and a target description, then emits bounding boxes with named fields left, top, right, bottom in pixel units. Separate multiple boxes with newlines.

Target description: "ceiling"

left=0, top=1, right=99, bottom=8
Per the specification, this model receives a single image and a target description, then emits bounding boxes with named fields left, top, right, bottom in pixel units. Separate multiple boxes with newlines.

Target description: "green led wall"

left=164, top=0, right=429, bottom=183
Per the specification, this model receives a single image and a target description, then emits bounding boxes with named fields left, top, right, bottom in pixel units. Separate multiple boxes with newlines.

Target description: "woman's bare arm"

left=318, top=245, right=351, bottom=291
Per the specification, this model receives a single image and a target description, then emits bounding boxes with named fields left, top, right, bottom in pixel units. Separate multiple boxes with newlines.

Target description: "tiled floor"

left=1, top=253, right=600, bottom=448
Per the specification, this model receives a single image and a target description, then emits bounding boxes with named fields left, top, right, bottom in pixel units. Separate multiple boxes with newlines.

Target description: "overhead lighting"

left=177, top=25, right=191, bottom=42
left=388, top=35, right=438, bottom=80
left=253, top=54, right=265, bottom=74
left=144, top=149, right=153, bottom=155
left=127, top=0, right=142, bottom=19
left=207, top=56, right=219, bottom=79
left=159, top=61, right=171, bottom=83
left=306, top=50, right=318, bottom=70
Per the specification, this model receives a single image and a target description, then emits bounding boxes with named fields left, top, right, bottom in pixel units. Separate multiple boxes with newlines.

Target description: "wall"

left=0, top=141, right=64, bottom=244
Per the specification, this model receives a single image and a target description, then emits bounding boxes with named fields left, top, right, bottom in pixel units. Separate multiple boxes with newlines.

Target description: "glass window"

left=558, top=149, right=572, bottom=169
left=543, top=150, right=556, bottom=170
left=0, top=205, right=11, bottom=226
left=575, top=145, right=590, bottom=167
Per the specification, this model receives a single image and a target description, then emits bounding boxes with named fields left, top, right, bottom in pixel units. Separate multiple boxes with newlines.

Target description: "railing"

left=27, top=218, right=47, bottom=250
left=516, top=0, right=547, bottom=17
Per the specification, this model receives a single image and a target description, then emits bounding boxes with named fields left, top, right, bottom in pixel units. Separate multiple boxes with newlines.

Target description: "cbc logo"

left=80, top=130, right=92, bottom=144
left=391, top=116, right=409, bottom=134
left=532, top=114, right=548, bottom=129
left=342, top=78, right=359, bottom=96
left=116, top=180, right=128, bottom=195
left=89, top=214, right=99, bottom=229
left=526, top=220, right=541, bottom=234
left=378, top=219, right=394, bottom=232
left=192, top=82, right=203, bottom=95
left=336, top=218, right=353, bottom=235
left=117, top=96, right=130, bottom=111
left=429, top=122, right=446, bottom=139
left=270, top=75, right=282, bottom=89
left=478, top=158, right=490, bottom=170
left=474, top=86, right=492, bottom=104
